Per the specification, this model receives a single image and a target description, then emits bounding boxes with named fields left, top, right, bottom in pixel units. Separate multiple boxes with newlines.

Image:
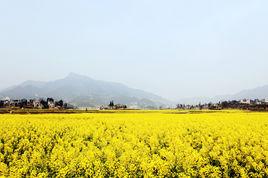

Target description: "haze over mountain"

left=178, top=85, right=268, bottom=104
left=1, top=73, right=268, bottom=107
left=0, top=73, right=171, bottom=108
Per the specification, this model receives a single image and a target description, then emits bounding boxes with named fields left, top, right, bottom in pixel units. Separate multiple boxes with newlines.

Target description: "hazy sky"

left=1, top=0, right=268, bottom=101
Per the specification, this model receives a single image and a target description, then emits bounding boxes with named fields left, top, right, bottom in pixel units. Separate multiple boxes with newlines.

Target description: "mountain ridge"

left=177, top=85, right=268, bottom=105
left=0, top=73, right=172, bottom=108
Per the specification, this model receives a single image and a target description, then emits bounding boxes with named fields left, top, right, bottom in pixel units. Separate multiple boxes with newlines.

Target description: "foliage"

left=0, top=111, right=268, bottom=177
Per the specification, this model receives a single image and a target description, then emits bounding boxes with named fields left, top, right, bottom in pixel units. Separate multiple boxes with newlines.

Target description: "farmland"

left=0, top=110, right=268, bottom=177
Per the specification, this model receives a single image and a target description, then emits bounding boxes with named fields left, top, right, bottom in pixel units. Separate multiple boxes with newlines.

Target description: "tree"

left=40, top=99, right=49, bottom=109
left=55, top=100, right=64, bottom=108
left=0, top=100, right=4, bottom=108
left=108, top=101, right=114, bottom=108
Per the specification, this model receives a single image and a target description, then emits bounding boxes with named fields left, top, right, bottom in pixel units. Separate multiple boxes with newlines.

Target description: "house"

left=33, top=99, right=42, bottom=108
left=27, top=99, right=35, bottom=108
left=254, top=99, right=262, bottom=105
left=47, top=98, right=55, bottom=108
left=10, top=100, right=19, bottom=107
left=240, top=99, right=251, bottom=105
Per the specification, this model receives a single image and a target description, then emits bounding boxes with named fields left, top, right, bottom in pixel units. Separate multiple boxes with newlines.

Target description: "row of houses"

left=0, top=98, right=74, bottom=109
left=239, top=99, right=268, bottom=105
left=176, top=98, right=268, bottom=111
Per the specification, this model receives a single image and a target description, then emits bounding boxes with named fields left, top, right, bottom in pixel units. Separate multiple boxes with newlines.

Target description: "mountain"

left=177, top=85, right=268, bottom=105
left=233, top=85, right=268, bottom=100
left=0, top=73, right=172, bottom=108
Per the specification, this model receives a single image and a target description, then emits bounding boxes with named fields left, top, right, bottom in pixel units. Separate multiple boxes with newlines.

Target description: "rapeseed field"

left=0, top=110, right=268, bottom=177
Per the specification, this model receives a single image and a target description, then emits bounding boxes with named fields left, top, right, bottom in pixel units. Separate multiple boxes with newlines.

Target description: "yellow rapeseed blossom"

left=0, top=110, right=267, bottom=177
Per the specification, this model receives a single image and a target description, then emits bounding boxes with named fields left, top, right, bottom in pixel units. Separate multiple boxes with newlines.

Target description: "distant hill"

left=177, top=85, right=268, bottom=105
left=233, top=85, right=268, bottom=100
left=0, top=73, right=171, bottom=108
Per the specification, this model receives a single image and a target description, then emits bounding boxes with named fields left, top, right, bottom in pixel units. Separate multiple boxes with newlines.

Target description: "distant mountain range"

left=0, top=73, right=172, bottom=108
left=178, top=85, right=268, bottom=104
left=1, top=73, right=268, bottom=107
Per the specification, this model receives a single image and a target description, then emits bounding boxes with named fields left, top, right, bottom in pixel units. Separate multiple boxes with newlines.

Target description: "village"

left=0, top=98, right=129, bottom=110
left=1, top=97, right=268, bottom=111
left=99, top=101, right=127, bottom=110
left=0, top=97, right=75, bottom=109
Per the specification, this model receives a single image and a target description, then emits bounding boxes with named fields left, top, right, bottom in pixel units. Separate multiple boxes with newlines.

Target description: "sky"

left=1, top=0, right=268, bottom=101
